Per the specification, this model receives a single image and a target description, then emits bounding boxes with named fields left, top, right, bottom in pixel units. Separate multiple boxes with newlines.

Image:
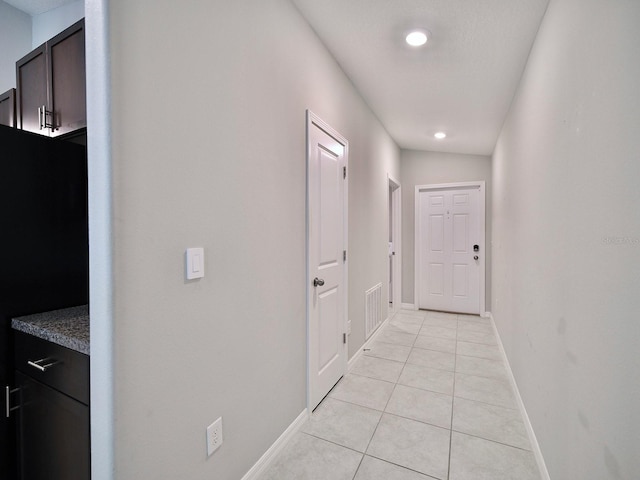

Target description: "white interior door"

left=307, top=111, right=347, bottom=410
left=417, top=184, right=484, bottom=314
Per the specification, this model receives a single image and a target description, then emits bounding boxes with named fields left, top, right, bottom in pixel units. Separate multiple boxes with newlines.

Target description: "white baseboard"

left=240, top=409, right=309, bottom=480
left=482, top=311, right=491, bottom=319
left=401, top=303, right=417, bottom=310
left=348, top=316, right=390, bottom=371
left=488, top=313, right=550, bottom=480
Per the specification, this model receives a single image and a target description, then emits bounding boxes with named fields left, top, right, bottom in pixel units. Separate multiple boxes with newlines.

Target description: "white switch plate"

left=186, top=248, right=205, bottom=280
left=206, top=417, right=223, bottom=457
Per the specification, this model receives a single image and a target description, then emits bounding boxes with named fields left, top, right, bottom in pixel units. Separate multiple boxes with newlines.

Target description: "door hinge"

left=343, top=250, right=347, bottom=262
left=343, top=166, right=347, bottom=179
left=343, top=333, right=347, bottom=344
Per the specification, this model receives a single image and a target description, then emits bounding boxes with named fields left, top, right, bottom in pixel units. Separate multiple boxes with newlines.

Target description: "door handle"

left=474, top=255, right=479, bottom=260
left=313, top=277, right=325, bottom=287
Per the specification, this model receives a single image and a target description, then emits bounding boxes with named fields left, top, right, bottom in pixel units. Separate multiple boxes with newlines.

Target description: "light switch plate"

left=186, top=248, right=205, bottom=280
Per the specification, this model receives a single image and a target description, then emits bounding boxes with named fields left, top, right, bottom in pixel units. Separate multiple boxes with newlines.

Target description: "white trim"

left=401, top=303, right=417, bottom=311
left=240, top=409, right=309, bottom=480
left=414, top=181, right=486, bottom=315
left=86, top=3, right=115, bottom=480
left=489, top=313, right=551, bottom=480
left=387, top=174, right=402, bottom=317
left=347, top=316, right=390, bottom=371
left=305, top=110, right=349, bottom=412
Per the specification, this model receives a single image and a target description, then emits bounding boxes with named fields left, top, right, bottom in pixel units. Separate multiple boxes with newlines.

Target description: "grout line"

left=299, top=431, right=366, bottom=457
left=363, top=453, right=442, bottom=480
left=359, top=311, right=408, bottom=459
left=350, top=455, right=365, bottom=480
left=449, top=429, right=534, bottom=453
left=446, top=314, right=460, bottom=480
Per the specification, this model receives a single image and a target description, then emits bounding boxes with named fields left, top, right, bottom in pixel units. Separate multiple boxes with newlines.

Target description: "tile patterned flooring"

left=259, top=309, right=541, bottom=480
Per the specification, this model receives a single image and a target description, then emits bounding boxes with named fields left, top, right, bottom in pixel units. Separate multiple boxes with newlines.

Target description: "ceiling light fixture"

left=434, top=132, right=447, bottom=139
left=405, top=30, right=428, bottom=47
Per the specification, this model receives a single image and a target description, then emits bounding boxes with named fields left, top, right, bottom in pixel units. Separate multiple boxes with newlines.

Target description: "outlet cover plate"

left=206, top=417, right=223, bottom=457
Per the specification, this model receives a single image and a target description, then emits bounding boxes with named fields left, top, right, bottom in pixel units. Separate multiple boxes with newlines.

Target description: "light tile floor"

left=259, top=309, right=541, bottom=480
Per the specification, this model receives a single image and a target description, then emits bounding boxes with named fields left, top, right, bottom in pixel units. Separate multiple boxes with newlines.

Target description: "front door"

left=417, top=184, right=484, bottom=314
left=307, top=111, right=347, bottom=410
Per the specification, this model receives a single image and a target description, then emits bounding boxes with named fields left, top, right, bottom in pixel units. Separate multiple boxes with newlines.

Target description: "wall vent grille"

left=365, top=283, right=383, bottom=339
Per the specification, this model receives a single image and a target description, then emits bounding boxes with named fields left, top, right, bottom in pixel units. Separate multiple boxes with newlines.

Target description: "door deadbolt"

left=473, top=244, right=479, bottom=252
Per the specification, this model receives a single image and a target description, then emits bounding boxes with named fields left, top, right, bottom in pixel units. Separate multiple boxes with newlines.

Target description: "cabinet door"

left=49, top=19, right=86, bottom=137
left=16, top=46, right=48, bottom=135
left=15, top=372, right=90, bottom=480
left=0, top=88, right=16, bottom=127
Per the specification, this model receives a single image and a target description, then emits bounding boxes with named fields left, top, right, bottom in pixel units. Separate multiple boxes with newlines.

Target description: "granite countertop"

left=12, top=305, right=89, bottom=355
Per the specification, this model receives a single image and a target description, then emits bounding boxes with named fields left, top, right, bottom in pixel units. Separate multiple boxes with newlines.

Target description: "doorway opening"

left=388, top=176, right=401, bottom=315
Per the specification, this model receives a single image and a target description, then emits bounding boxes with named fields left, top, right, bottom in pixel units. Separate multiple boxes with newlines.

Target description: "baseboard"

left=488, top=313, right=551, bottom=480
left=240, top=409, right=309, bottom=480
left=401, top=303, right=417, bottom=310
left=348, top=316, right=390, bottom=371
left=482, top=310, right=491, bottom=319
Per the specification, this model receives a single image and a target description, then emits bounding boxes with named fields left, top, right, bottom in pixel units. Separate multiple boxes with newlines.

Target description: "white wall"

left=90, top=1, right=399, bottom=479
left=400, top=150, right=492, bottom=310
left=0, top=2, right=31, bottom=93
left=492, top=0, right=640, bottom=478
left=32, top=0, right=84, bottom=48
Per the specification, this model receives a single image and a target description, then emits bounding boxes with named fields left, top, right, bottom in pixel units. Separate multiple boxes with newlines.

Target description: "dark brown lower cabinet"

left=15, top=372, right=90, bottom=480
left=14, top=332, right=90, bottom=480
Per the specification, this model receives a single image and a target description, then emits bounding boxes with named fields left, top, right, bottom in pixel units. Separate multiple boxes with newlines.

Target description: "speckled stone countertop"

left=12, top=305, right=89, bottom=355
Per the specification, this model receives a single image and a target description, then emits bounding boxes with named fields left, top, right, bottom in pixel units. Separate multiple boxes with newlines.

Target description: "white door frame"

left=306, top=110, right=348, bottom=411
left=388, top=175, right=402, bottom=315
left=414, top=181, right=485, bottom=315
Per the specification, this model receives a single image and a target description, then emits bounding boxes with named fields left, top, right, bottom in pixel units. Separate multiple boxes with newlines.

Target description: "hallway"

left=259, top=309, right=541, bottom=479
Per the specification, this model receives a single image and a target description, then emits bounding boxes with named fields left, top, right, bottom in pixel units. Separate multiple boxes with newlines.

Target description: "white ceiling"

left=4, top=0, right=75, bottom=16
left=291, top=0, right=549, bottom=155
left=5, top=0, right=549, bottom=155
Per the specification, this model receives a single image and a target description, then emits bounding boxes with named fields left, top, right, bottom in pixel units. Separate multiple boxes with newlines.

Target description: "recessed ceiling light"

left=434, top=132, right=447, bottom=139
left=405, top=30, right=428, bottom=47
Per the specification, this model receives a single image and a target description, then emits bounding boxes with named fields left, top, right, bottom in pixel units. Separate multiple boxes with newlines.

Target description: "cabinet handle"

left=27, top=358, right=57, bottom=372
left=38, top=106, right=43, bottom=130
left=5, top=386, right=19, bottom=418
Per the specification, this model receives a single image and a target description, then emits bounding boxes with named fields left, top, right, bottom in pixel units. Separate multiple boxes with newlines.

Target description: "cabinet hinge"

left=343, top=250, right=347, bottom=262
left=343, top=333, right=347, bottom=344
left=343, top=166, right=347, bottom=179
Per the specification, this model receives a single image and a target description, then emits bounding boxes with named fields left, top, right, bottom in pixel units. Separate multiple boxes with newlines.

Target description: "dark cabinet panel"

left=15, top=19, right=85, bottom=137
left=15, top=372, right=90, bottom=480
left=14, top=332, right=90, bottom=480
left=1, top=125, right=89, bottom=478
left=50, top=20, right=86, bottom=137
left=16, top=46, right=48, bottom=134
left=0, top=89, right=16, bottom=127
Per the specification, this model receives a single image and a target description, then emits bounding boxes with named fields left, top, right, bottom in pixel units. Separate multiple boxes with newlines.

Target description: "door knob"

left=313, top=277, right=325, bottom=287
left=474, top=255, right=479, bottom=260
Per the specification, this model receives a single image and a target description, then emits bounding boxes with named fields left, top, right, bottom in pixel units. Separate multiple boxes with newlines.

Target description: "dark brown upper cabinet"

left=0, top=89, right=16, bottom=127
left=16, top=19, right=86, bottom=137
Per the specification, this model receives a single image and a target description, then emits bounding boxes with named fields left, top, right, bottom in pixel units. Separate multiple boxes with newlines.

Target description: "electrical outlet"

left=206, top=417, right=223, bottom=457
